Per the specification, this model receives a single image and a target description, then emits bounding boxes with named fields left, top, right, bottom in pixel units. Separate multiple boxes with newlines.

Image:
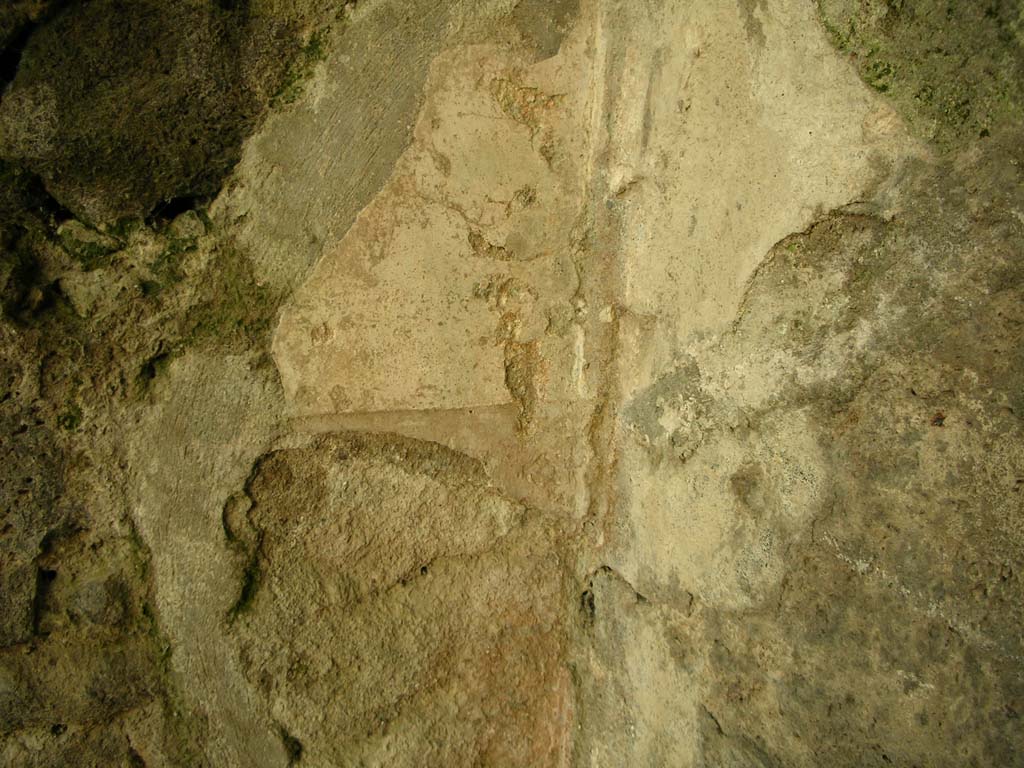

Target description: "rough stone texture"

left=0, top=0, right=1022, bottom=766
left=0, top=0, right=307, bottom=224
left=818, top=0, right=1024, bottom=149
left=231, top=435, right=569, bottom=765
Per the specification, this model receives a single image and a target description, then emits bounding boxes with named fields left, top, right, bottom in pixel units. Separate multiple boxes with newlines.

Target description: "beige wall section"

left=606, top=0, right=913, bottom=598
left=581, top=1, right=915, bottom=764
left=615, top=0, right=906, bottom=338
left=130, top=0, right=915, bottom=765
left=272, top=42, right=588, bottom=416
left=270, top=5, right=603, bottom=519
left=261, top=1, right=914, bottom=764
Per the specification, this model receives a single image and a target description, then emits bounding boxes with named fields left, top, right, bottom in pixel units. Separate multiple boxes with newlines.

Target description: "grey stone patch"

left=622, top=356, right=710, bottom=461
left=738, top=0, right=766, bottom=47
left=513, top=0, right=580, bottom=60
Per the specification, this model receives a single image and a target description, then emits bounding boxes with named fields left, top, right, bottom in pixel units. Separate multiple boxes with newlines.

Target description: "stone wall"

left=1, top=1, right=1021, bottom=765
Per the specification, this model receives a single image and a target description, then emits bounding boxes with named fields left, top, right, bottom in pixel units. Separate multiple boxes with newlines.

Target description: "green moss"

left=180, top=243, right=281, bottom=353
left=60, top=234, right=119, bottom=271
left=56, top=402, right=82, bottom=431
left=817, top=0, right=1024, bottom=150
left=102, top=217, right=144, bottom=242
left=273, top=29, right=330, bottom=106
left=144, top=237, right=194, bottom=294
left=816, top=2, right=855, bottom=50
left=864, top=59, right=895, bottom=92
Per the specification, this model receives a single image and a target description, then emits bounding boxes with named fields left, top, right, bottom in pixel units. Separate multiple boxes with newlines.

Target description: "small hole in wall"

left=279, top=726, right=303, bottom=764
left=139, top=352, right=169, bottom=384
left=146, top=195, right=204, bottom=228
left=581, top=589, right=595, bottom=622
left=34, top=568, right=59, bottom=634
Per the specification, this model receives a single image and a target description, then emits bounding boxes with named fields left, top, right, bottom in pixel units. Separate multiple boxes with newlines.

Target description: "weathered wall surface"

left=1, top=1, right=1022, bottom=766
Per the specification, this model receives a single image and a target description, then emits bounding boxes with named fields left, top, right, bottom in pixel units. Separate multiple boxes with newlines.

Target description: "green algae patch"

left=56, top=402, right=82, bottom=431
left=817, top=0, right=1024, bottom=150
left=181, top=243, right=283, bottom=354
left=273, top=28, right=330, bottom=106
left=57, top=220, right=121, bottom=271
